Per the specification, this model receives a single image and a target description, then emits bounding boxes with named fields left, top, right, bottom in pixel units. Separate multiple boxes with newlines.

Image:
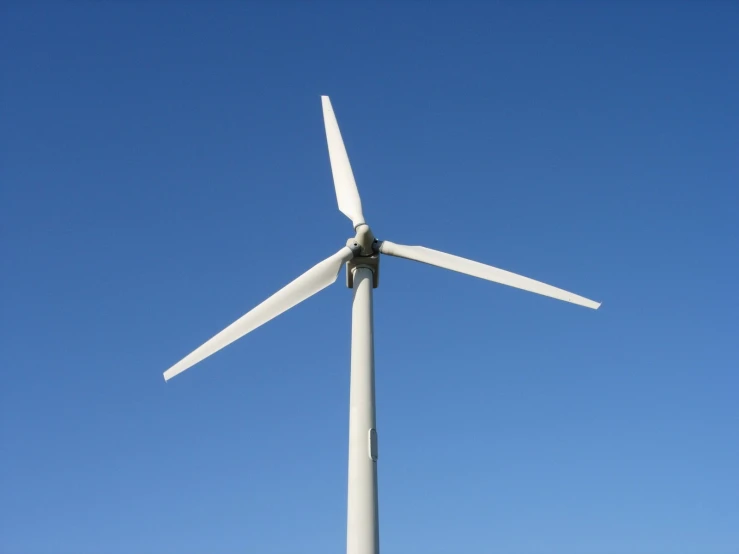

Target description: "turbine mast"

left=346, top=263, right=380, bottom=554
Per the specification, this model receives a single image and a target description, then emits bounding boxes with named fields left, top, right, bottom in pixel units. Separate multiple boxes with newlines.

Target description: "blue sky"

left=1, top=2, right=738, bottom=553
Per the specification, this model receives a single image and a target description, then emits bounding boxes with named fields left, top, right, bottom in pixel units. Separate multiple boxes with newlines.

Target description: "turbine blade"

left=321, top=95, right=366, bottom=228
left=163, top=247, right=355, bottom=381
left=379, top=241, right=601, bottom=310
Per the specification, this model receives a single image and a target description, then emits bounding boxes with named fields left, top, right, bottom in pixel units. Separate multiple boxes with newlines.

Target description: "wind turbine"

left=163, top=96, right=601, bottom=554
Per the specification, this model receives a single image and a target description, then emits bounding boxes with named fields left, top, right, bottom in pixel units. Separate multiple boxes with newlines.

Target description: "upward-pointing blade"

left=380, top=241, right=601, bottom=310
left=163, top=247, right=355, bottom=381
left=321, top=96, right=366, bottom=228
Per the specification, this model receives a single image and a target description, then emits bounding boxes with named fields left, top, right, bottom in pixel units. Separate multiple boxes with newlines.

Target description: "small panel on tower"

left=369, top=428, right=378, bottom=462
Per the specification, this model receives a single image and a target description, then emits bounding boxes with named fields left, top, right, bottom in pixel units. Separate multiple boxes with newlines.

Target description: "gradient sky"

left=2, top=2, right=738, bottom=553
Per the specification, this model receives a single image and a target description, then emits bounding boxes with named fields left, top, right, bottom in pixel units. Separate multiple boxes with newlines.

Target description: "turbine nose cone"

left=354, top=224, right=376, bottom=256
left=347, top=237, right=362, bottom=253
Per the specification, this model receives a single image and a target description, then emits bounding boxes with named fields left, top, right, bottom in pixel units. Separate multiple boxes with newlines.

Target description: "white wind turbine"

left=163, top=96, right=601, bottom=554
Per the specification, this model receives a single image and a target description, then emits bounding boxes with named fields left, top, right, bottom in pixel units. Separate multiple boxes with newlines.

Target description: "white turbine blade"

left=163, top=247, right=355, bottom=381
left=321, top=95, right=366, bottom=228
left=380, top=241, right=601, bottom=310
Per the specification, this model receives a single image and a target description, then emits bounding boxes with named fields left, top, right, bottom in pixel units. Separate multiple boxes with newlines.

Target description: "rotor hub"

left=345, top=224, right=380, bottom=288
left=346, top=223, right=378, bottom=257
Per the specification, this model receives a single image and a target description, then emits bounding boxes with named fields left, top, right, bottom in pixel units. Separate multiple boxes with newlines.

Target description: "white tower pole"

left=346, top=265, right=379, bottom=554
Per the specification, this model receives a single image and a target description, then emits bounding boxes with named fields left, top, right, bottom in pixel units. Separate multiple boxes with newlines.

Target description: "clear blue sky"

left=2, top=2, right=737, bottom=553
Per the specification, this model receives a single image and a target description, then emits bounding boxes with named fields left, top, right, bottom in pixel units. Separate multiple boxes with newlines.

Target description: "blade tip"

left=570, top=297, right=601, bottom=310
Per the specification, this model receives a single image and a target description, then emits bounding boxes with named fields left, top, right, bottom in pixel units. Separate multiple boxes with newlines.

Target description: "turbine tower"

left=162, top=96, right=601, bottom=554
